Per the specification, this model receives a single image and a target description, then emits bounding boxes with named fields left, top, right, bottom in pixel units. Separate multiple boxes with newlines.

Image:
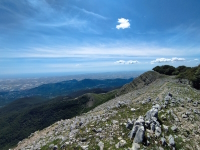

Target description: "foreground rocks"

left=126, top=104, right=176, bottom=149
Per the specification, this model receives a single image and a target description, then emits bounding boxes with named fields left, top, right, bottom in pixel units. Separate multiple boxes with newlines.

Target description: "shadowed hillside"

left=0, top=79, right=128, bottom=149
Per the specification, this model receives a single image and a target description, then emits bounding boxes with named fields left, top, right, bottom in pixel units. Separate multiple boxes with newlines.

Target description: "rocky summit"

left=12, top=72, right=200, bottom=150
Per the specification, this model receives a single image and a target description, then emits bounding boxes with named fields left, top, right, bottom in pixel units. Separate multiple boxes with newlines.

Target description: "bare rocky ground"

left=12, top=76, right=200, bottom=150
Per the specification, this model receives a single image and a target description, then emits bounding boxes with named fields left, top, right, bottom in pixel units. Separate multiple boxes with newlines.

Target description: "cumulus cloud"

left=194, top=59, right=199, bottom=61
left=151, top=57, right=185, bottom=64
left=115, top=60, right=139, bottom=64
left=127, top=60, right=139, bottom=64
left=116, top=18, right=130, bottom=29
left=115, top=60, right=126, bottom=64
left=171, top=57, right=185, bottom=62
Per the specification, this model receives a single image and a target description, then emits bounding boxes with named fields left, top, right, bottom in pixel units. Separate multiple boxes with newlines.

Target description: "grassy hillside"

left=0, top=90, right=117, bottom=149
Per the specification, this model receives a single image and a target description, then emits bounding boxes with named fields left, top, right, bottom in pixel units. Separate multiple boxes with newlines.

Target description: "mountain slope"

left=0, top=90, right=117, bottom=150
left=13, top=72, right=200, bottom=150
left=117, top=71, right=165, bottom=95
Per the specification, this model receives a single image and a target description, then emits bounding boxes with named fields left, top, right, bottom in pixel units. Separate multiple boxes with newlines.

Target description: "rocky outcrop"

left=127, top=104, right=163, bottom=148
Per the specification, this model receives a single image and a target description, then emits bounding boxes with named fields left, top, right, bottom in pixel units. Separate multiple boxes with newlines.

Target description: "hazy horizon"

left=0, top=70, right=146, bottom=79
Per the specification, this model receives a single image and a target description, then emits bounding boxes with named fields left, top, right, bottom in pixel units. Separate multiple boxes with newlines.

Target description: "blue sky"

left=0, top=0, right=200, bottom=78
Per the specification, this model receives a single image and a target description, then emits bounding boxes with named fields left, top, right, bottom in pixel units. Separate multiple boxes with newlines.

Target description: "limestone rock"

left=53, top=145, right=58, bottom=150
left=168, top=135, right=175, bottom=147
left=163, top=125, right=168, bottom=133
left=160, top=137, right=166, bottom=146
left=115, top=139, right=127, bottom=148
left=182, top=113, right=188, bottom=118
left=129, top=125, right=139, bottom=139
left=131, top=108, right=136, bottom=112
left=155, top=126, right=161, bottom=137
left=126, top=118, right=134, bottom=130
left=133, top=126, right=145, bottom=144
left=98, top=141, right=104, bottom=150
left=81, top=145, right=89, bottom=150
left=171, top=125, right=178, bottom=132
left=145, top=108, right=158, bottom=121
left=132, top=143, right=140, bottom=150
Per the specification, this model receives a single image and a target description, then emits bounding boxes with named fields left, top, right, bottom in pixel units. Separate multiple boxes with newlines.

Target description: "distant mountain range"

left=0, top=78, right=133, bottom=106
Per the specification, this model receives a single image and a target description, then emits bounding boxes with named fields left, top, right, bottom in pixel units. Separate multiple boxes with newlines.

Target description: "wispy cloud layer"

left=116, top=18, right=130, bottom=29
left=36, top=19, right=87, bottom=28
left=0, top=44, right=194, bottom=58
left=151, top=57, right=185, bottom=64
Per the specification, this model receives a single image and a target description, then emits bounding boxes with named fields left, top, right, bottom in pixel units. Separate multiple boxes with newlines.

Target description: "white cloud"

left=115, top=60, right=126, bottom=64
left=126, top=60, right=139, bottom=64
left=151, top=57, right=185, bottom=64
left=171, top=57, right=185, bottom=62
left=115, top=60, right=139, bottom=65
left=194, top=59, right=199, bottom=61
left=116, top=18, right=130, bottom=29
left=151, top=58, right=171, bottom=64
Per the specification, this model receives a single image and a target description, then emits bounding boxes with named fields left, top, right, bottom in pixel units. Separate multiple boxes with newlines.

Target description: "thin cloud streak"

left=72, top=6, right=107, bottom=20
left=36, top=19, right=87, bottom=28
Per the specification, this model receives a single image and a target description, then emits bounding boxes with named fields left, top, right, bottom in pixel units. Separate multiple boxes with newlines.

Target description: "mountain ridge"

left=117, top=71, right=166, bottom=95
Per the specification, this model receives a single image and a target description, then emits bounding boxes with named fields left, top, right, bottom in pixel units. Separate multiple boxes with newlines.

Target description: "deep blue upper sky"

left=0, top=0, right=200, bottom=77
